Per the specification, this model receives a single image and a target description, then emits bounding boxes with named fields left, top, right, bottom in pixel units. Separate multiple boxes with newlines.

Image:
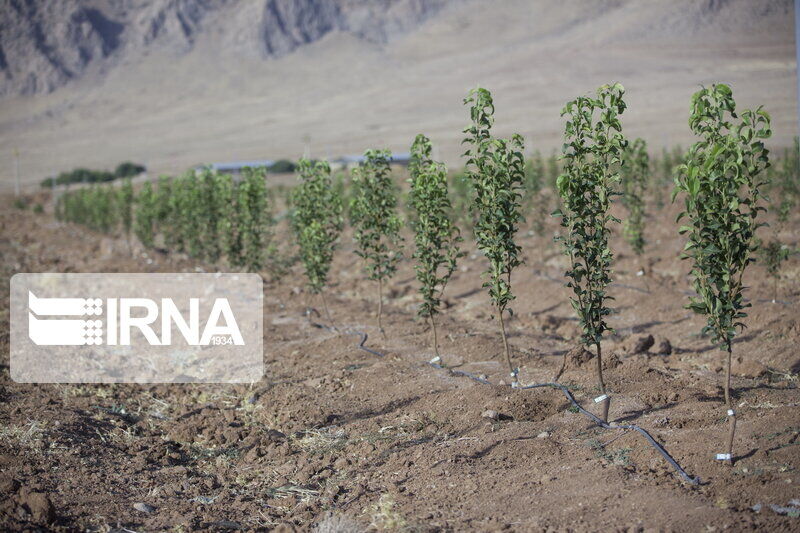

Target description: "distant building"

left=195, top=160, right=276, bottom=175
left=330, top=152, right=411, bottom=171
left=200, top=153, right=411, bottom=175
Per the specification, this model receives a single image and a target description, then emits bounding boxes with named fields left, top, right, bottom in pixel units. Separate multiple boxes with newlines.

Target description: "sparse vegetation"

left=268, top=159, right=297, bottom=174
left=407, top=134, right=463, bottom=364
left=554, top=82, right=627, bottom=422
left=133, top=181, right=157, bottom=248
left=367, top=494, right=407, bottom=531
left=349, top=149, right=404, bottom=336
left=291, top=158, right=344, bottom=317
left=118, top=178, right=134, bottom=244
left=673, top=83, right=772, bottom=464
left=462, top=87, right=526, bottom=383
left=42, top=161, right=146, bottom=188
left=621, top=137, right=649, bottom=254
left=234, top=167, right=273, bottom=271
left=26, top=83, right=800, bottom=516
left=523, top=151, right=547, bottom=235
left=56, top=185, right=119, bottom=233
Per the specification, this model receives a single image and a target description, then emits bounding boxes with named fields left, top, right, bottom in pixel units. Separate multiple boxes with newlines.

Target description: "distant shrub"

left=269, top=159, right=297, bottom=173
left=524, top=151, right=547, bottom=235
left=118, top=178, right=134, bottom=240
left=291, top=158, right=344, bottom=302
left=115, top=161, right=146, bottom=178
left=236, top=167, right=273, bottom=271
left=134, top=181, right=157, bottom=248
left=56, top=185, right=119, bottom=233
left=42, top=162, right=147, bottom=188
left=350, top=149, right=404, bottom=336
left=621, top=137, right=649, bottom=254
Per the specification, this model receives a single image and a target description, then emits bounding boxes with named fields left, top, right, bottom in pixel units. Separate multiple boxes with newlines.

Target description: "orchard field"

left=1, top=85, right=799, bottom=531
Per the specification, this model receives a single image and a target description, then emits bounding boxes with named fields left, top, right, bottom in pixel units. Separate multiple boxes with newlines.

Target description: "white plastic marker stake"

left=429, top=356, right=441, bottom=364
left=716, top=453, right=732, bottom=461
left=727, top=409, right=735, bottom=417
left=594, top=394, right=609, bottom=404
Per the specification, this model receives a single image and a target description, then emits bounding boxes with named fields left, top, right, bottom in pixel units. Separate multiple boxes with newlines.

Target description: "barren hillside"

left=0, top=0, right=796, bottom=189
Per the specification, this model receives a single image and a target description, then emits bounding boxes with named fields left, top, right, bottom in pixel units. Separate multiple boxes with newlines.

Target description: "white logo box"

left=10, top=273, right=263, bottom=383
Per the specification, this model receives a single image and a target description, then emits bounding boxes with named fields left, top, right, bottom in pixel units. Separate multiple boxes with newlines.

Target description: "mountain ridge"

left=0, top=0, right=795, bottom=188
left=0, top=0, right=452, bottom=97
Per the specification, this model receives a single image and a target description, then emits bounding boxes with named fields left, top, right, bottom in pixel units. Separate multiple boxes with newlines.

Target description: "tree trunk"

left=595, top=341, right=610, bottom=423
left=429, top=310, right=441, bottom=365
left=723, top=340, right=737, bottom=465
left=553, top=351, right=567, bottom=382
left=320, top=290, right=334, bottom=326
left=377, top=277, right=385, bottom=339
left=498, top=309, right=516, bottom=384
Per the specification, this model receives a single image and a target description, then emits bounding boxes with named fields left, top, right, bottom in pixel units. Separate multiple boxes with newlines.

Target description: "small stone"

left=536, top=431, right=550, bottom=439
left=481, top=409, right=499, bottom=421
left=133, top=502, right=155, bottom=513
left=632, top=335, right=655, bottom=354
left=266, top=429, right=287, bottom=441
left=655, top=339, right=673, bottom=355
left=0, top=476, right=19, bottom=494
left=21, top=492, right=55, bottom=524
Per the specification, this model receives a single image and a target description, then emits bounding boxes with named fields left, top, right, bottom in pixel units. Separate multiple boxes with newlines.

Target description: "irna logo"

left=28, top=293, right=244, bottom=346
left=11, top=273, right=263, bottom=383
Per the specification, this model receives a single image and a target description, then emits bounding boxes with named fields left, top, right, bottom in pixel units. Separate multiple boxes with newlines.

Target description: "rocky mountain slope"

left=0, top=0, right=795, bottom=188
left=0, top=0, right=450, bottom=97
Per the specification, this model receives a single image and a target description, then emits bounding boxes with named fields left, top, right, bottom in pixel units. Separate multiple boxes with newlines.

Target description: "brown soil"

left=1, top=190, right=799, bottom=532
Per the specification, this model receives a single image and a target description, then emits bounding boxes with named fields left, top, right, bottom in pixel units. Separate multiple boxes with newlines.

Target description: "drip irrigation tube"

left=303, top=308, right=700, bottom=485
left=517, top=382, right=700, bottom=485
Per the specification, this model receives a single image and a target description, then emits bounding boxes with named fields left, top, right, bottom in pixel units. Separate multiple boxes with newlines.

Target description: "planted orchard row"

left=55, top=83, right=796, bottom=469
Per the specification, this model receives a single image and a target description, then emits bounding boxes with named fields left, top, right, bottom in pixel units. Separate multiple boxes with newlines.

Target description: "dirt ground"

left=1, top=187, right=799, bottom=532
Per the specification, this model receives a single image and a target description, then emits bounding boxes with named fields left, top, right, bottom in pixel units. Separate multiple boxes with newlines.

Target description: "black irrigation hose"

left=517, top=383, right=700, bottom=485
left=433, top=364, right=492, bottom=385
left=303, top=308, right=701, bottom=485
left=306, top=307, right=385, bottom=358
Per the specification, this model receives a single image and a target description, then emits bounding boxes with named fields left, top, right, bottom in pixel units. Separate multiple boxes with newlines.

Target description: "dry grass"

left=367, top=494, right=408, bottom=531
left=0, top=419, right=47, bottom=450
